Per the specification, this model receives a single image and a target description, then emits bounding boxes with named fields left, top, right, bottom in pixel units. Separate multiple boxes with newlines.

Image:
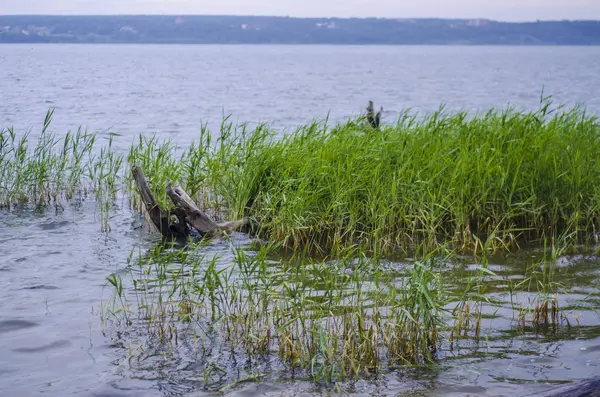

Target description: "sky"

left=1, top=0, right=599, bottom=21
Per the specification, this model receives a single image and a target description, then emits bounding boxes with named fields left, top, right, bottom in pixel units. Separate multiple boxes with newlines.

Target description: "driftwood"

left=131, top=165, right=248, bottom=240
left=366, top=100, right=383, bottom=129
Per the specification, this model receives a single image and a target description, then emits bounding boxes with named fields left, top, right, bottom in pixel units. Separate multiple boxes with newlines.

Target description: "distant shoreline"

left=2, top=14, right=599, bottom=22
left=1, top=15, right=599, bottom=45
left=1, top=42, right=600, bottom=46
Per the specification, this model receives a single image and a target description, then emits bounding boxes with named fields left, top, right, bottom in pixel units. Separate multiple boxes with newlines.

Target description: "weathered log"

left=167, top=182, right=249, bottom=236
left=166, top=183, right=219, bottom=234
left=131, top=165, right=249, bottom=240
left=131, top=165, right=188, bottom=240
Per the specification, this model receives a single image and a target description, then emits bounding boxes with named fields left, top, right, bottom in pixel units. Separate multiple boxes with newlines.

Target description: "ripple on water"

left=12, top=339, right=71, bottom=353
left=87, top=380, right=163, bottom=397
left=0, top=319, right=39, bottom=334
left=38, top=219, right=73, bottom=231
left=22, top=284, right=60, bottom=290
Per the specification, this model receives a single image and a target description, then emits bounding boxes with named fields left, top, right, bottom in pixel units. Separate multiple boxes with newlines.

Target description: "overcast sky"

left=1, top=0, right=599, bottom=21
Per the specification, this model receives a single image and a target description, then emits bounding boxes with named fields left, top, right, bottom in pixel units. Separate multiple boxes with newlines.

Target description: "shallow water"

left=0, top=200, right=142, bottom=396
left=2, top=197, right=599, bottom=396
left=1, top=44, right=600, bottom=396
left=105, top=246, right=600, bottom=397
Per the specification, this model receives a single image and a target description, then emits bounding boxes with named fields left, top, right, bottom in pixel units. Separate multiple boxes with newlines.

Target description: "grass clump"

left=4, top=101, right=600, bottom=256
left=125, top=101, right=598, bottom=256
left=104, top=240, right=585, bottom=388
left=0, top=110, right=123, bottom=213
left=106, top=242, right=448, bottom=384
left=124, top=102, right=600, bottom=256
left=231, top=104, right=600, bottom=255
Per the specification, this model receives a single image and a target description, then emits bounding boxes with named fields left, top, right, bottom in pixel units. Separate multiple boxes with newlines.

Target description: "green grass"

left=0, top=110, right=122, bottom=229
left=107, top=241, right=450, bottom=383
left=237, top=104, right=600, bottom=255
left=3, top=103, right=594, bottom=387
left=4, top=102, right=600, bottom=255
left=122, top=101, right=600, bottom=256
left=104, top=239, right=579, bottom=387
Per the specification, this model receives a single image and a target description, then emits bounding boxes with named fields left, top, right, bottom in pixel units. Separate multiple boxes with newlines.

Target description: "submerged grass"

left=107, top=242, right=449, bottom=383
left=103, top=239, right=580, bottom=388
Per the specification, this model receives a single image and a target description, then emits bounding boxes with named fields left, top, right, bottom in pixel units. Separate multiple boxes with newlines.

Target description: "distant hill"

left=0, top=15, right=599, bottom=45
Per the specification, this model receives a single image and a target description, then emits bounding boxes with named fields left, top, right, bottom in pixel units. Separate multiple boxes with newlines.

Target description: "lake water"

left=1, top=44, right=600, bottom=397
left=1, top=45, right=600, bottom=149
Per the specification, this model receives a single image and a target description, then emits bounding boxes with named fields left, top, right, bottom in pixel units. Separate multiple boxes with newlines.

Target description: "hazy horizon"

left=1, top=14, right=599, bottom=22
left=1, top=0, right=600, bottom=22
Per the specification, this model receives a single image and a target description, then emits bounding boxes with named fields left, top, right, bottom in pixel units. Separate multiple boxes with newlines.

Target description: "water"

left=1, top=45, right=600, bottom=149
left=1, top=44, right=600, bottom=396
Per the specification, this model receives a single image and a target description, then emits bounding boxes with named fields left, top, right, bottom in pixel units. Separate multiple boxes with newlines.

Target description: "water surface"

left=1, top=45, right=599, bottom=149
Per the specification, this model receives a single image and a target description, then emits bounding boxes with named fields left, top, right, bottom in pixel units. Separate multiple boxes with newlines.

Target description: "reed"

left=106, top=241, right=449, bottom=384
left=4, top=103, right=596, bottom=389
left=120, top=101, right=600, bottom=256
left=226, top=103, right=600, bottom=255
left=0, top=110, right=123, bottom=217
left=103, top=239, right=583, bottom=388
left=4, top=102, right=600, bottom=256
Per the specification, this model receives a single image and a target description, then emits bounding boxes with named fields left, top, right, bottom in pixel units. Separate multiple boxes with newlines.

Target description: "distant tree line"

left=0, top=15, right=599, bottom=45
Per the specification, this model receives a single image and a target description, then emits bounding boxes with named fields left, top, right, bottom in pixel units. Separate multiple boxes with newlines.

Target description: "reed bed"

left=234, top=105, right=600, bottom=255
left=4, top=104, right=594, bottom=387
left=0, top=110, right=123, bottom=224
left=108, top=242, right=448, bottom=382
left=122, top=102, right=600, bottom=256
left=4, top=104, right=600, bottom=255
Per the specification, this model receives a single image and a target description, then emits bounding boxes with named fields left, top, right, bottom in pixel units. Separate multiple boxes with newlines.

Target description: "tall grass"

left=107, top=241, right=449, bottom=383
left=4, top=104, right=592, bottom=388
left=124, top=101, right=599, bottom=256
left=4, top=102, right=600, bottom=256
left=228, top=104, right=600, bottom=255
left=0, top=110, right=123, bottom=215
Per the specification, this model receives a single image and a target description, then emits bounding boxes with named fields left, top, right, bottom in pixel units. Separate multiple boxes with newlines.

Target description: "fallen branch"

left=131, top=165, right=248, bottom=240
